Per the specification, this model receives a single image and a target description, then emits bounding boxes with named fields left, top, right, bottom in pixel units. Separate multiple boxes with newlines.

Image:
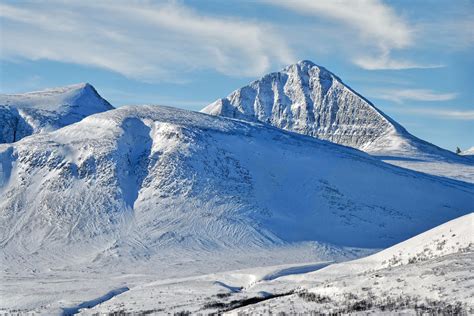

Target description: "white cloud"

left=0, top=1, right=294, bottom=81
left=264, top=0, right=412, bottom=49
left=372, top=89, right=457, bottom=103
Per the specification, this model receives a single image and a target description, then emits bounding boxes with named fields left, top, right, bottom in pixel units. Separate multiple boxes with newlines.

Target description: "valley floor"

left=0, top=244, right=371, bottom=315
left=2, top=248, right=472, bottom=315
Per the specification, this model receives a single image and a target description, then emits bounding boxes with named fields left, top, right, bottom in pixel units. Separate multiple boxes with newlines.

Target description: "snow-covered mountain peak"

left=202, top=61, right=474, bottom=182
left=285, top=59, right=333, bottom=78
left=0, top=83, right=113, bottom=143
left=0, top=82, right=112, bottom=112
left=201, top=60, right=401, bottom=151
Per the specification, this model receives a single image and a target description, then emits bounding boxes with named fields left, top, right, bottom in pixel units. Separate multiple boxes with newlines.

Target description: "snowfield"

left=202, top=60, right=474, bottom=183
left=0, top=104, right=473, bottom=314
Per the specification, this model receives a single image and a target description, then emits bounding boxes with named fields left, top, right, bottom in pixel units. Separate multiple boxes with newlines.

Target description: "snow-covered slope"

left=0, top=83, right=113, bottom=143
left=1, top=105, right=473, bottom=269
left=309, top=212, right=473, bottom=274
left=227, top=213, right=474, bottom=315
left=202, top=60, right=474, bottom=183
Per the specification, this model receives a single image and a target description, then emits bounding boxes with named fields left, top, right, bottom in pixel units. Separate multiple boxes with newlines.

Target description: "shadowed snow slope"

left=0, top=83, right=113, bottom=143
left=202, top=60, right=474, bottom=183
left=0, top=105, right=473, bottom=269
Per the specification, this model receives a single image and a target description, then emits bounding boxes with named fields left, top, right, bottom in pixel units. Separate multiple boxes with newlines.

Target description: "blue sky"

left=0, top=0, right=472, bottom=151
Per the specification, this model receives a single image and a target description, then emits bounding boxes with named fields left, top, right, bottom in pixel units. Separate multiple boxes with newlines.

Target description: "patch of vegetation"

left=174, top=311, right=191, bottom=316
left=202, top=291, right=294, bottom=312
left=298, top=291, right=332, bottom=303
left=215, top=292, right=232, bottom=299
left=325, top=295, right=470, bottom=315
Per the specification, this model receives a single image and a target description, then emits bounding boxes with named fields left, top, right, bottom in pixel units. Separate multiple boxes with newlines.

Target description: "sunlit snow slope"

left=1, top=105, right=473, bottom=269
left=202, top=60, right=474, bottom=183
left=0, top=83, right=113, bottom=143
left=227, top=213, right=474, bottom=315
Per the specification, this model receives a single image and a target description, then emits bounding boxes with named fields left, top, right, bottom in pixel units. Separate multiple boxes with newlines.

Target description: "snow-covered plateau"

left=202, top=60, right=474, bottom=183
left=0, top=77, right=472, bottom=315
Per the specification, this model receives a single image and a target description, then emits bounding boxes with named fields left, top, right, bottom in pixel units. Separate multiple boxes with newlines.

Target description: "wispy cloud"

left=0, top=1, right=294, bottom=81
left=353, top=51, right=444, bottom=70
left=264, top=0, right=412, bottom=49
left=390, top=107, right=474, bottom=120
left=372, top=89, right=457, bottom=103
left=262, top=0, right=433, bottom=70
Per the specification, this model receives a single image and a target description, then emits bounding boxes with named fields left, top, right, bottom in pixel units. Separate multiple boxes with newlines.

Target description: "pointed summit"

left=202, top=60, right=400, bottom=150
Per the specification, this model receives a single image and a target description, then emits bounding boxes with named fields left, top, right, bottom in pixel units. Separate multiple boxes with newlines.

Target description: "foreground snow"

left=77, top=213, right=472, bottom=315
left=77, top=213, right=474, bottom=315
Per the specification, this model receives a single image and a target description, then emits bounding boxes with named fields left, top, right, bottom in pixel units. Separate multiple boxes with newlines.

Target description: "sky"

left=0, top=0, right=473, bottom=151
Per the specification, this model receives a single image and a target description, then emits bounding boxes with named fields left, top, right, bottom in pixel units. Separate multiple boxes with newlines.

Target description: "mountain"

left=1, top=105, right=473, bottom=271
left=0, top=83, right=113, bottom=143
left=201, top=60, right=474, bottom=183
left=202, top=60, right=399, bottom=151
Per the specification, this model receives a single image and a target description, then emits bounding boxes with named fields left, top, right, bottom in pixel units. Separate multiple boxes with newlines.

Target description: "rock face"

left=202, top=60, right=402, bottom=151
left=1, top=105, right=472, bottom=268
left=0, top=83, right=113, bottom=143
